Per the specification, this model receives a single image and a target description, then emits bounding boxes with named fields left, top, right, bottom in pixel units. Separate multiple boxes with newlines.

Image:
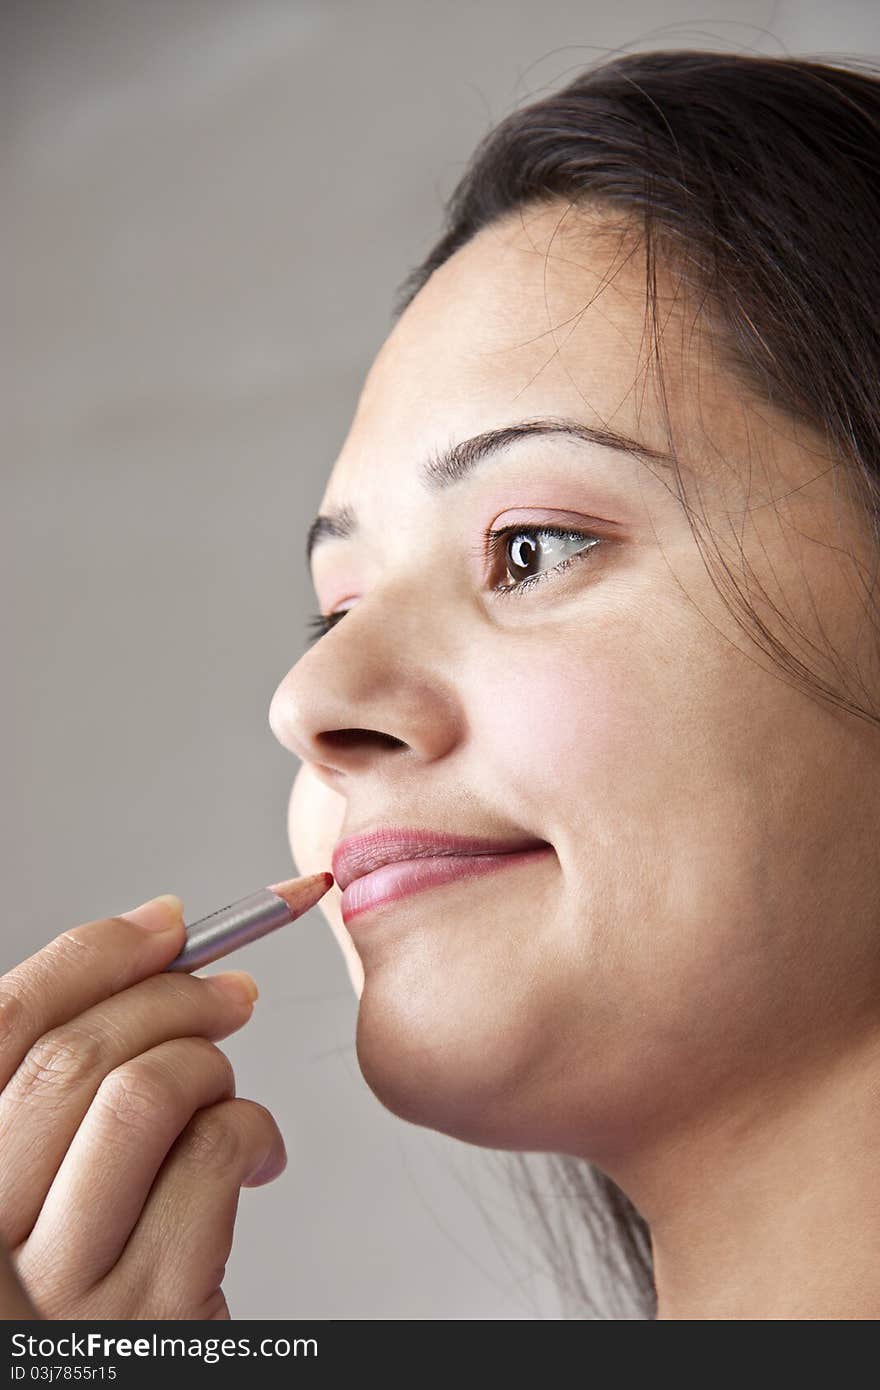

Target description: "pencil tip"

left=266, top=871, right=335, bottom=914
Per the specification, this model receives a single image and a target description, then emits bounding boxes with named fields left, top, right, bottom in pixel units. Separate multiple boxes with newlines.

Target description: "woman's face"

left=269, top=201, right=880, bottom=1172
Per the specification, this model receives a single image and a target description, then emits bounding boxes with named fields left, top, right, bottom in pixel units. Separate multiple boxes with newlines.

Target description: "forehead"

left=367, top=204, right=680, bottom=431
left=319, top=200, right=809, bottom=518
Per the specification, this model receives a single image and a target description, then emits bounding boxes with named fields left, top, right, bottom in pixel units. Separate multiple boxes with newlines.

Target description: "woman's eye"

left=487, top=524, right=603, bottom=599
left=304, top=524, right=603, bottom=645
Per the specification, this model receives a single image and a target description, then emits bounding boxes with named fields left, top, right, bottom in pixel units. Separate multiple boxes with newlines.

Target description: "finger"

left=0, top=897, right=186, bottom=1091
left=0, top=1235, right=40, bottom=1321
left=0, top=969, right=257, bottom=1245
left=15, top=1036, right=237, bottom=1300
left=111, top=1097, right=286, bottom=1320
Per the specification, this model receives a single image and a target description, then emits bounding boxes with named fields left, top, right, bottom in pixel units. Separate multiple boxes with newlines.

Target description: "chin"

left=352, top=973, right=564, bottom=1151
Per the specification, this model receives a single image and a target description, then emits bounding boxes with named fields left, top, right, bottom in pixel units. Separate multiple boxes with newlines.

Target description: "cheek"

left=475, top=645, right=623, bottom=812
left=474, top=642, right=657, bottom=932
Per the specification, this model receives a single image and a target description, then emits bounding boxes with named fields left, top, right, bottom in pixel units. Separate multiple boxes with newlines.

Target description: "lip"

left=339, top=847, right=554, bottom=925
left=332, top=827, right=554, bottom=927
left=332, top=827, right=552, bottom=892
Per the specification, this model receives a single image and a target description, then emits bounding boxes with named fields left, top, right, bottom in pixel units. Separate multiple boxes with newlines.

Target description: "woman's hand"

left=0, top=895, right=286, bottom=1320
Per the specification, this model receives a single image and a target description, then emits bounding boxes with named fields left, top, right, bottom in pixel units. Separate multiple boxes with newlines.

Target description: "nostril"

left=319, top=729, right=407, bottom=753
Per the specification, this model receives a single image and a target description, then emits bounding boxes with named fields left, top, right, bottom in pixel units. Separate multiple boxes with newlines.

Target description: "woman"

left=3, top=48, right=880, bottom=1321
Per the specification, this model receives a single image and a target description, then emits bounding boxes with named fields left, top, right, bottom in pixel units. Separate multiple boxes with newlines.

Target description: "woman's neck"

left=605, top=1025, right=880, bottom=1319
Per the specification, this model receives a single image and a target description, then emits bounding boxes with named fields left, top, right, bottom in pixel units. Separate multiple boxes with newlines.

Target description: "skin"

left=0, top=899, right=289, bottom=1320
left=269, top=200, right=880, bottom=1319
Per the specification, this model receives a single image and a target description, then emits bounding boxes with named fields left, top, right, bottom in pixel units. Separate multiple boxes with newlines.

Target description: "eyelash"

left=304, top=523, right=604, bottom=644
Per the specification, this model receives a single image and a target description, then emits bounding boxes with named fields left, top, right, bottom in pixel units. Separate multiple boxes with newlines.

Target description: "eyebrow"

left=305, top=416, right=675, bottom=570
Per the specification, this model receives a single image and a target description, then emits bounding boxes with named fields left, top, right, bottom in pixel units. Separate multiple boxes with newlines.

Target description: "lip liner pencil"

left=164, top=872, right=335, bottom=973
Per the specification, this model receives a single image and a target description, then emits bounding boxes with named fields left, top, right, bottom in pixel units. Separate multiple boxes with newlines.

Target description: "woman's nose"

left=268, top=593, right=462, bottom=778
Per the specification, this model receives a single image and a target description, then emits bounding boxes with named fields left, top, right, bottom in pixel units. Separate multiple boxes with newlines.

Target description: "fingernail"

left=120, top=894, right=184, bottom=932
left=209, top=970, right=259, bottom=1005
left=247, top=1140, right=287, bottom=1186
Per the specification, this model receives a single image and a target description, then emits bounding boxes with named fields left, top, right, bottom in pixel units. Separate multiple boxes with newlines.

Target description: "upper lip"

left=331, top=827, right=552, bottom=892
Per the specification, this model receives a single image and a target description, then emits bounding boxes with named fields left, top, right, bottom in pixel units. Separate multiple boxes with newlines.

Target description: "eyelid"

left=468, top=510, right=618, bottom=560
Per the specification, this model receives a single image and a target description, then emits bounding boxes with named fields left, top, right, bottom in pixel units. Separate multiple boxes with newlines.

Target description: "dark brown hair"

left=391, top=48, right=880, bottom=1318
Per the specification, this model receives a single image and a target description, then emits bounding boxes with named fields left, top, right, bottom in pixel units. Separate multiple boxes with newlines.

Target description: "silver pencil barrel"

left=165, top=888, right=293, bottom=972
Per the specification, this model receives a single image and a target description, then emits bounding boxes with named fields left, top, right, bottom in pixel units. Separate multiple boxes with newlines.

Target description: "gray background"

left=5, top=0, right=879, bottom=1320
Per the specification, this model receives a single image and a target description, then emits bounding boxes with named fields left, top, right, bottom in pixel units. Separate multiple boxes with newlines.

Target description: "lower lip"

left=339, top=847, right=554, bottom=926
